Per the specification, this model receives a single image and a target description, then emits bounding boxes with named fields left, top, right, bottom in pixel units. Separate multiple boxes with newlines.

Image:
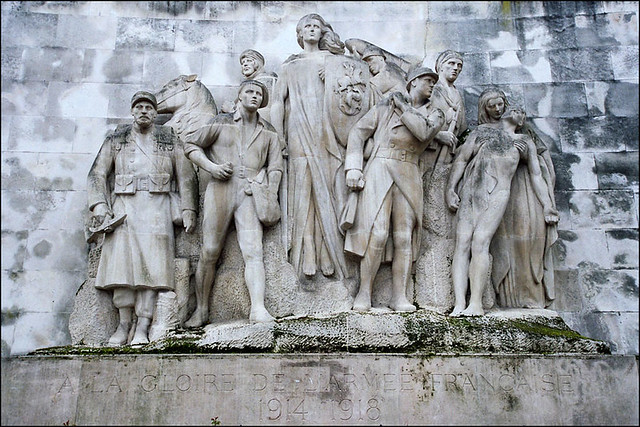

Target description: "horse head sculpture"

left=156, top=74, right=218, bottom=140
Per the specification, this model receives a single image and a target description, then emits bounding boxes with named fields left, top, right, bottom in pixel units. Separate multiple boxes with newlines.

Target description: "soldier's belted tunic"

left=344, top=98, right=444, bottom=259
left=87, top=124, right=198, bottom=291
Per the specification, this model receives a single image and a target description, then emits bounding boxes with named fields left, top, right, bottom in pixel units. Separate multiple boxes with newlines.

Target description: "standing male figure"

left=344, top=67, right=445, bottom=311
left=183, top=80, right=283, bottom=327
left=222, top=49, right=278, bottom=122
left=361, top=46, right=407, bottom=105
left=87, top=91, right=198, bottom=346
left=446, top=106, right=559, bottom=316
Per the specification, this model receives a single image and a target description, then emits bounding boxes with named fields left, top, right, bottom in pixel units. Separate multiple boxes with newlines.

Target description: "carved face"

left=238, top=83, right=264, bottom=112
left=131, top=101, right=157, bottom=129
left=241, top=56, right=260, bottom=78
left=440, top=58, right=463, bottom=83
left=485, top=97, right=506, bottom=121
left=301, top=18, right=323, bottom=44
left=412, top=75, right=437, bottom=98
left=364, top=55, right=385, bottom=76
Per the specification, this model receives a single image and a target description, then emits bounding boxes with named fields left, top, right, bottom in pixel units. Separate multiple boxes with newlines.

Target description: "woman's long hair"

left=296, top=13, right=345, bottom=55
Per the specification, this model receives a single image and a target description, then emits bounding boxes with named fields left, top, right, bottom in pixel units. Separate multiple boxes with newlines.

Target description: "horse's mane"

left=167, top=78, right=218, bottom=136
left=187, top=80, right=218, bottom=115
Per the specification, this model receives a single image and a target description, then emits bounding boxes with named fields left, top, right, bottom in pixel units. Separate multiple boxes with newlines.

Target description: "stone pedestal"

left=2, top=353, right=637, bottom=425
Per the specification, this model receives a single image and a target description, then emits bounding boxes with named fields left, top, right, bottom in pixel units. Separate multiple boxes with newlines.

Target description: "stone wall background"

left=1, top=1, right=638, bottom=356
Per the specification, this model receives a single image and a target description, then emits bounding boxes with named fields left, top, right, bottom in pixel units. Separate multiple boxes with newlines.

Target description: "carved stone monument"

left=1, top=2, right=638, bottom=425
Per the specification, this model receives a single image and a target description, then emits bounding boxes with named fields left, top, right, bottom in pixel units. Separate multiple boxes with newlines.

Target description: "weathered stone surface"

left=68, top=278, right=118, bottom=346
left=548, top=47, right=614, bottom=81
left=490, top=50, right=553, bottom=84
left=81, top=50, right=145, bottom=84
left=0, top=11, right=58, bottom=48
left=558, top=116, right=638, bottom=152
left=567, top=190, right=638, bottom=229
left=115, top=17, right=176, bottom=51
left=555, top=229, right=610, bottom=269
left=586, top=81, right=639, bottom=117
left=606, top=228, right=639, bottom=269
left=523, top=82, right=588, bottom=118
left=552, top=152, right=598, bottom=191
left=117, top=309, right=614, bottom=355
left=595, top=151, right=639, bottom=189
left=516, top=16, right=578, bottom=50
left=611, top=45, right=639, bottom=79
left=6, top=353, right=637, bottom=425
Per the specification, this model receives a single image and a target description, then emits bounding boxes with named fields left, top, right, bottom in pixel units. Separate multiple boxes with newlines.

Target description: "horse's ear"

left=186, top=74, right=197, bottom=82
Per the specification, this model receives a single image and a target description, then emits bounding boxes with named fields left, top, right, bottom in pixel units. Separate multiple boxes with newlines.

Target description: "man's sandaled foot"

left=449, top=305, right=465, bottom=317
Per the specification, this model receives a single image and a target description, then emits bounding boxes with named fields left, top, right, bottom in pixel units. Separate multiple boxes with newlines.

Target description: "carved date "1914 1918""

left=257, top=397, right=381, bottom=422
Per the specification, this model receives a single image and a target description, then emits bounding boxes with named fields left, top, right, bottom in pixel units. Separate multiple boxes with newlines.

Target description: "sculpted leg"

left=450, top=228, right=473, bottom=317
left=109, top=307, right=132, bottom=346
left=353, top=243, right=384, bottom=311
left=461, top=233, right=492, bottom=316
left=389, top=247, right=416, bottom=312
left=109, top=288, right=134, bottom=346
left=131, top=289, right=157, bottom=345
left=389, top=193, right=416, bottom=312
left=302, top=203, right=317, bottom=277
left=236, top=200, right=274, bottom=323
left=185, top=197, right=230, bottom=328
left=353, top=202, right=391, bottom=312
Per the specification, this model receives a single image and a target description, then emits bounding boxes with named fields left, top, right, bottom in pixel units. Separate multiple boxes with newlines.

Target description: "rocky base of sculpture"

left=54, top=308, right=610, bottom=355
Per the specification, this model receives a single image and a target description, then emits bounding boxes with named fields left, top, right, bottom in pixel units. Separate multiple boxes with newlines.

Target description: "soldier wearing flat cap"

left=87, top=90, right=198, bottom=346
left=342, top=66, right=445, bottom=313
left=361, top=46, right=407, bottom=105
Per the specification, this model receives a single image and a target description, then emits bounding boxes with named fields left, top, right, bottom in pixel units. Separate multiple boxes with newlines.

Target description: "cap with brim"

left=405, top=67, right=439, bottom=92
left=362, top=46, right=385, bottom=61
left=131, top=91, right=157, bottom=109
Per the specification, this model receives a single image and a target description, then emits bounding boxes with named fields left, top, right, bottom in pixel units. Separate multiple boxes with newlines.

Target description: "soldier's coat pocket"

left=149, top=173, right=171, bottom=193
left=114, top=174, right=135, bottom=194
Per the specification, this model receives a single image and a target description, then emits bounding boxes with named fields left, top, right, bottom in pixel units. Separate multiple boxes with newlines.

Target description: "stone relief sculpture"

left=446, top=105, right=559, bottom=316
left=470, top=87, right=558, bottom=310
left=221, top=49, right=278, bottom=122
left=74, top=11, right=568, bottom=348
left=270, top=13, right=354, bottom=281
left=345, top=38, right=413, bottom=75
left=86, top=91, right=198, bottom=345
left=414, top=50, right=468, bottom=312
left=488, top=113, right=559, bottom=310
left=360, top=46, right=407, bottom=105
left=183, top=80, right=283, bottom=326
left=156, top=74, right=218, bottom=142
left=343, top=67, right=445, bottom=312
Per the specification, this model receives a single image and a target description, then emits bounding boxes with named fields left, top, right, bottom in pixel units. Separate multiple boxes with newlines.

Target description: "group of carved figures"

left=86, top=14, right=558, bottom=346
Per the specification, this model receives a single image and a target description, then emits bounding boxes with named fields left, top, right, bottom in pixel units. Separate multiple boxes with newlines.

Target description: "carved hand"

left=437, top=131, right=458, bottom=149
left=514, top=138, right=528, bottom=159
left=346, top=169, right=365, bottom=191
left=91, top=202, right=112, bottom=227
left=209, top=162, right=234, bottom=180
left=544, top=207, right=559, bottom=225
left=318, top=66, right=326, bottom=82
left=445, top=188, right=460, bottom=212
left=182, top=210, right=197, bottom=233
